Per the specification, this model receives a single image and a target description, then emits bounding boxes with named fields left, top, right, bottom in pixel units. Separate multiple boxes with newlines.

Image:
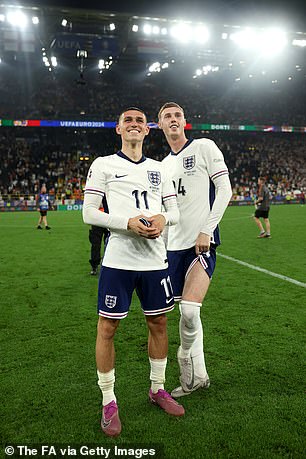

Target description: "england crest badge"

left=147, top=171, right=161, bottom=186
left=183, top=155, right=195, bottom=170
left=105, top=295, right=117, bottom=308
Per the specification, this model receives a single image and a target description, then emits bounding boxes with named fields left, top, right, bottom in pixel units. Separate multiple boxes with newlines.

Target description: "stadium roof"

left=0, top=1, right=305, bottom=85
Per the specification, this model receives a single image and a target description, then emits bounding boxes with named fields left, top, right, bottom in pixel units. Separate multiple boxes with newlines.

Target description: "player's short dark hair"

left=158, top=102, right=184, bottom=120
left=118, top=107, right=146, bottom=123
left=258, top=176, right=266, bottom=183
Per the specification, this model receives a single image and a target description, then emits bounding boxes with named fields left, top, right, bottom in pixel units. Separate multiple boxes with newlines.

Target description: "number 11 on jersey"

left=160, top=276, right=174, bottom=303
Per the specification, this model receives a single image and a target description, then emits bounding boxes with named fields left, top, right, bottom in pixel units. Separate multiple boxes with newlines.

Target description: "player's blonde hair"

left=158, top=102, right=184, bottom=121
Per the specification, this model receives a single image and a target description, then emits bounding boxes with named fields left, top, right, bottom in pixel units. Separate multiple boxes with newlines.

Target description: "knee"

left=180, top=302, right=200, bottom=328
left=97, top=317, right=119, bottom=340
left=147, top=314, right=167, bottom=334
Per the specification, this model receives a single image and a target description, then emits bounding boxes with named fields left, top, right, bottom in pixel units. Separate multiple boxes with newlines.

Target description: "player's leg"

left=89, top=226, right=103, bottom=274
left=170, top=248, right=215, bottom=397
left=96, top=317, right=120, bottom=396
left=139, top=270, right=184, bottom=416
left=96, top=267, right=135, bottom=436
left=146, top=313, right=168, bottom=391
left=263, top=218, right=271, bottom=237
left=177, top=262, right=210, bottom=391
left=254, top=216, right=265, bottom=237
left=96, top=317, right=121, bottom=437
left=146, top=314, right=184, bottom=416
left=37, top=212, right=43, bottom=229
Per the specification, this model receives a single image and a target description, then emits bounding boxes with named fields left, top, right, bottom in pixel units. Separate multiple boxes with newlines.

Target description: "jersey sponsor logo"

left=147, top=171, right=161, bottom=186
left=105, top=295, right=117, bottom=308
left=183, top=155, right=195, bottom=170
left=115, top=174, right=128, bottom=178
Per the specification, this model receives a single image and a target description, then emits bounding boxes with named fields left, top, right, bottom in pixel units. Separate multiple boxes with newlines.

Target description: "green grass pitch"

left=1, top=205, right=305, bottom=458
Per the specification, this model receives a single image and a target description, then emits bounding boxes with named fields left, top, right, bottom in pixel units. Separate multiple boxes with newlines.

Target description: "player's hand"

left=127, top=215, right=161, bottom=239
left=195, top=232, right=211, bottom=255
left=147, top=214, right=166, bottom=234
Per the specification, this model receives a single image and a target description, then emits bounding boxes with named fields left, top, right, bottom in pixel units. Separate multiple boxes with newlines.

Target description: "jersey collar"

left=117, top=150, right=146, bottom=164
left=170, top=138, right=194, bottom=156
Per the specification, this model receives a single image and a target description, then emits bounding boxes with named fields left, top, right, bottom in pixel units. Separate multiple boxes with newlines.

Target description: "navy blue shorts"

left=97, top=266, right=175, bottom=319
left=167, top=246, right=217, bottom=301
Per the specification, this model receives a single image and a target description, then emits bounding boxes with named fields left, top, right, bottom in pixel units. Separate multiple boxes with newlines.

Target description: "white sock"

left=191, top=319, right=208, bottom=380
left=97, top=369, right=116, bottom=406
left=179, top=301, right=202, bottom=358
left=149, top=357, right=167, bottom=393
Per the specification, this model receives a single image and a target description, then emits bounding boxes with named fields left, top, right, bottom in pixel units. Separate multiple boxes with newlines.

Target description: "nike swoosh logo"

left=101, top=417, right=111, bottom=428
left=115, top=174, right=128, bottom=178
left=185, top=358, right=195, bottom=391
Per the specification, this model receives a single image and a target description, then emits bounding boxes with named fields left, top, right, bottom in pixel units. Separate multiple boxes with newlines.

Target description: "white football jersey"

left=162, top=138, right=229, bottom=250
left=84, top=151, right=176, bottom=270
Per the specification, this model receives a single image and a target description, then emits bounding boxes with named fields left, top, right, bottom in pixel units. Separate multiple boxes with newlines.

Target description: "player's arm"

left=197, top=141, right=232, bottom=254
left=83, top=195, right=160, bottom=238
left=256, top=193, right=264, bottom=205
left=83, top=192, right=130, bottom=230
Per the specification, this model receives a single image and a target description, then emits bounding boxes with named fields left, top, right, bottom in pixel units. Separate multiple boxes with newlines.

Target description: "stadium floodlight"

left=196, top=69, right=202, bottom=76
left=148, top=62, right=160, bottom=72
left=161, top=62, right=169, bottom=69
left=132, top=24, right=138, bottom=32
left=42, top=56, right=48, bottom=63
left=143, top=24, right=152, bottom=35
left=161, top=27, right=168, bottom=35
left=51, top=56, right=57, bottom=67
left=194, top=25, right=209, bottom=44
left=32, top=16, right=39, bottom=25
left=221, top=32, right=228, bottom=39
left=152, top=25, right=160, bottom=35
left=61, top=18, right=68, bottom=27
left=77, top=50, right=87, bottom=58
left=109, top=23, right=115, bottom=31
left=292, top=39, right=306, bottom=47
left=230, top=28, right=257, bottom=48
left=7, top=11, right=28, bottom=28
left=170, top=23, right=193, bottom=43
left=258, top=28, right=287, bottom=56
left=98, top=59, right=105, bottom=69
left=0, top=14, right=5, bottom=22
left=202, top=65, right=211, bottom=74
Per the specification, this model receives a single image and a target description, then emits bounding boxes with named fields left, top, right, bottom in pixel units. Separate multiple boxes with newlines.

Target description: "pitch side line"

left=219, top=253, right=306, bottom=288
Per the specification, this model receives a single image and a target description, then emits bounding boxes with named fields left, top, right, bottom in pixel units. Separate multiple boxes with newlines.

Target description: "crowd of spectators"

left=1, top=64, right=306, bottom=126
left=0, top=127, right=305, bottom=208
